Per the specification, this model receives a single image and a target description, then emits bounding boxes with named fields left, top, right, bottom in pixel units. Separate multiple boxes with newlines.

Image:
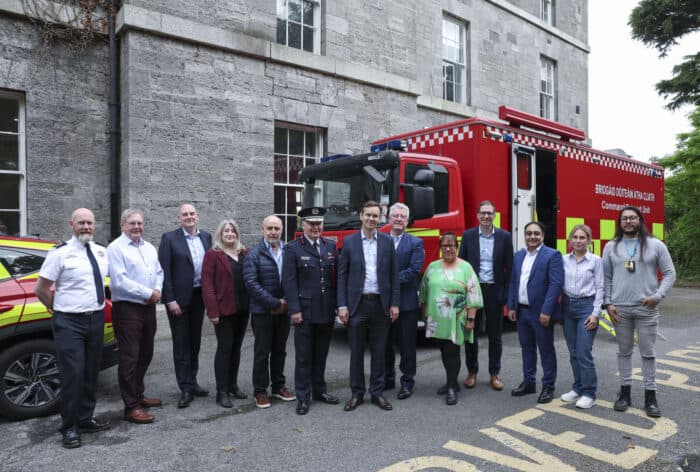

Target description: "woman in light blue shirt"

left=560, top=224, right=603, bottom=409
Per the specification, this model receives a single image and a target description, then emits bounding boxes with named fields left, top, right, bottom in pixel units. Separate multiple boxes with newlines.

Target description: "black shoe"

left=644, top=389, right=661, bottom=418
left=614, top=385, right=631, bottom=412
left=344, top=396, right=364, bottom=411
left=538, top=387, right=555, bottom=404
left=229, top=385, right=248, bottom=400
left=216, top=391, right=233, bottom=408
left=78, top=418, right=110, bottom=433
left=511, top=382, right=537, bottom=397
left=178, top=390, right=194, bottom=408
left=397, top=387, right=413, bottom=400
left=437, top=384, right=460, bottom=395
left=62, top=427, right=81, bottom=449
left=313, top=393, right=339, bottom=404
left=371, top=395, right=393, bottom=411
left=446, top=388, right=457, bottom=406
left=296, top=400, right=309, bottom=415
left=193, top=384, right=209, bottom=397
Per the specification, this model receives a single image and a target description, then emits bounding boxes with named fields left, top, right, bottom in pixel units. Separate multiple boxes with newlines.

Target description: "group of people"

left=35, top=201, right=675, bottom=449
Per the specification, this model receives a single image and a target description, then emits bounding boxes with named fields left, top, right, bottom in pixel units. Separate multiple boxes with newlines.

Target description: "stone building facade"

left=0, top=0, right=588, bottom=244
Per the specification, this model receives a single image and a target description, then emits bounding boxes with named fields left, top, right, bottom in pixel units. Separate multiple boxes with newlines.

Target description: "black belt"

left=564, top=295, right=595, bottom=302
left=362, top=293, right=380, bottom=301
left=480, top=282, right=495, bottom=287
left=62, top=310, right=102, bottom=316
left=518, top=304, right=530, bottom=309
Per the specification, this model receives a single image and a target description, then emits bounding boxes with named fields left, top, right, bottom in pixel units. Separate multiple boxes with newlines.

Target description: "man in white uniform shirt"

left=35, top=208, right=110, bottom=448
left=108, top=208, right=164, bottom=424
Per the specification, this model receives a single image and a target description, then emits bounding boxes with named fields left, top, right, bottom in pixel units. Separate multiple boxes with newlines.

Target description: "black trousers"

left=465, top=283, right=503, bottom=375
left=167, top=288, right=205, bottom=393
left=213, top=313, right=249, bottom=393
left=52, top=310, right=104, bottom=432
left=251, top=312, right=290, bottom=394
left=438, top=339, right=461, bottom=389
left=385, top=309, right=418, bottom=389
left=348, top=298, right=391, bottom=398
left=112, top=302, right=157, bottom=410
left=294, top=321, right=333, bottom=401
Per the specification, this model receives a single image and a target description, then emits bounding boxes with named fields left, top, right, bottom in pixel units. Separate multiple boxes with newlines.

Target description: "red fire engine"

left=298, top=106, right=665, bottom=266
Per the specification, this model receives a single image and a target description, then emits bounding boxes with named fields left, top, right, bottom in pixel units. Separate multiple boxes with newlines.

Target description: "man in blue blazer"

left=384, top=203, right=424, bottom=399
left=158, top=203, right=213, bottom=408
left=338, top=201, right=400, bottom=412
left=507, top=221, right=563, bottom=404
left=458, top=200, right=513, bottom=391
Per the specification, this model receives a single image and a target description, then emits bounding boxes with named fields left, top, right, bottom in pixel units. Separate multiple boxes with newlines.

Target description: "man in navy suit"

left=458, top=200, right=513, bottom=391
left=283, top=207, right=339, bottom=415
left=338, top=201, right=399, bottom=412
left=507, top=221, right=563, bottom=403
left=384, top=202, right=424, bottom=399
left=158, top=203, right=213, bottom=408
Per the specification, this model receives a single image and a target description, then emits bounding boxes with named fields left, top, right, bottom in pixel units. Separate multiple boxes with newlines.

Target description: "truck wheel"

left=0, top=339, right=61, bottom=420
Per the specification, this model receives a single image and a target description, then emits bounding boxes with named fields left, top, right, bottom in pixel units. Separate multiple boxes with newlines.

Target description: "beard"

left=77, top=233, right=94, bottom=244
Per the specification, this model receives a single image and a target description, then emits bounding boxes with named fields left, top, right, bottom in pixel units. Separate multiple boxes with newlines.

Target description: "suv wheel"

left=0, top=339, right=61, bottom=420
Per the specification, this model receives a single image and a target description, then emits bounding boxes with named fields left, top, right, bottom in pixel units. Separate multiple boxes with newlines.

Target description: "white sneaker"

left=560, top=390, right=580, bottom=402
left=576, top=395, right=595, bottom=409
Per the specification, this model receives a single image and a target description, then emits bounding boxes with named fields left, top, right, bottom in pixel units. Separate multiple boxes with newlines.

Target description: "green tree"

left=658, top=106, right=700, bottom=281
left=629, top=0, right=700, bottom=110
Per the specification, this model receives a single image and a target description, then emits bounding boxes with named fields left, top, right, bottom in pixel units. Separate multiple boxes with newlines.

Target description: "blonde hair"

left=568, top=224, right=592, bottom=241
left=213, top=219, right=245, bottom=252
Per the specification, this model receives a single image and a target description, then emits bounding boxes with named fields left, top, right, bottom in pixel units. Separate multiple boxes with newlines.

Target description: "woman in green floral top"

left=420, top=233, right=483, bottom=405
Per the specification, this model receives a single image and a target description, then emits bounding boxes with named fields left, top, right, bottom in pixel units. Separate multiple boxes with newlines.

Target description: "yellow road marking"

left=631, top=368, right=700, bottom=393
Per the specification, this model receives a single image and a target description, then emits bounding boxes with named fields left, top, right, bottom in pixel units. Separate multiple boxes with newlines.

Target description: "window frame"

left=540, top=0, right=554, bottom=26
left=0, top=90, right=26, bottom=236
left=539, top=56, right=556, bottom=120
left=273, top=122, right=325, bottom=241
left=441, top=15, right=469, bottom=105
left=276, top=0, right=321, bottom=54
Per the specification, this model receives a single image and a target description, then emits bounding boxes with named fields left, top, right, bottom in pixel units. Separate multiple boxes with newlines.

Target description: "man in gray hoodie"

left=603, top=206, right=675, bottom=418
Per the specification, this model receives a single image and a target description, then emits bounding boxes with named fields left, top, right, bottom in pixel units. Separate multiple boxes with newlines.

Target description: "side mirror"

left=405, top=185, right=434, bottom=221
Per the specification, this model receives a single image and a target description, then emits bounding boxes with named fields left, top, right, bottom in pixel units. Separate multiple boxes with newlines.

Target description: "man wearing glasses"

left=458, top=200, right=513, bottom=391
left=603, top=206, right=675, bottom=417
left=507, top=221, right=563, bottom=404
left=384, top=203, right=425, bottom=400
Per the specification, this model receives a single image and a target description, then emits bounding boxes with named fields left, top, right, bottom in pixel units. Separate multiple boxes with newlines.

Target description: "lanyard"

left=623, top=238, right=639, bottom=259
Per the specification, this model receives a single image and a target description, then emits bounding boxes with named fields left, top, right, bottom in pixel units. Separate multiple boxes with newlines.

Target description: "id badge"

left=625, top=260, right=635, bottom=272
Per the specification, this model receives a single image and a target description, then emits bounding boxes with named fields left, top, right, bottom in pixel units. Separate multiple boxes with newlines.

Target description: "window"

left=0, top=91, right=25, bottom=236
left=0, top=248, right=45, bottom=278
left=405, top=164, right=449, bottom=214
left=539, top=56, right=556, bottom=120
left=442, top=16, right=468, bottom=104
left=540, top=0, right=554, bottom=25
left=274, top=124, right=324, bottom=241
left=276, top=0, right=320, bottom=53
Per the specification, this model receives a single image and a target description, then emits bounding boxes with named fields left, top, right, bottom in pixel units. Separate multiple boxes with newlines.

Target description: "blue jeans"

left=562, top=296, right=598, bottom=398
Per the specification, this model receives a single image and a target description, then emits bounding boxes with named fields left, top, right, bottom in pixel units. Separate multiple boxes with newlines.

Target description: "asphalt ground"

left=1, top=288, right=698, bottom=472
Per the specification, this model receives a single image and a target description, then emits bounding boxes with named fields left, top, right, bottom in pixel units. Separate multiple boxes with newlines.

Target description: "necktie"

left=313, top=241, right=320, bottom=256
left=85, top=243, right=105, bottom=304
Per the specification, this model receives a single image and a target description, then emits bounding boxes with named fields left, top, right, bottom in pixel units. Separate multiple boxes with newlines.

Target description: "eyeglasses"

left=621, top=216, right=639, bottom=222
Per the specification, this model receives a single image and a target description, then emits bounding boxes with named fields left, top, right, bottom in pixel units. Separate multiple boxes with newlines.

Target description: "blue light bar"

left=320, top=153, right=352, bottom=163
left=370, top=139, right=407, bottom=153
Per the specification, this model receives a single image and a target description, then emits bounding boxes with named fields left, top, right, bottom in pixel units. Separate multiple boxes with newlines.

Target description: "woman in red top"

left=201, top=219, right=249, bottom=408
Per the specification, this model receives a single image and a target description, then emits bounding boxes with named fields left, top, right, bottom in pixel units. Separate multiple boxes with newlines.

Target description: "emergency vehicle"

left=0, top=236, right=117, bottom=420
left=298, top=105, right=665, bottom=265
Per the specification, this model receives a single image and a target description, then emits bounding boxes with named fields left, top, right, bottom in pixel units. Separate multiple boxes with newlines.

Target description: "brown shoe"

left=490, top=375, right=504, bottom=391
left=255, top=392, right=271, bottom=409
left=124, top=408, right=154, bottom=424
left=139, top=397, right=162, bottom=408
left=463, top=373, right=477, bottom=389
left=271, top=387, right=295, bottom=402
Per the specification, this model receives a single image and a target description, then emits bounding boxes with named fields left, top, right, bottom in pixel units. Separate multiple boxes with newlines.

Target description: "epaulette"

left=53, top=242, right=68, bottom=249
